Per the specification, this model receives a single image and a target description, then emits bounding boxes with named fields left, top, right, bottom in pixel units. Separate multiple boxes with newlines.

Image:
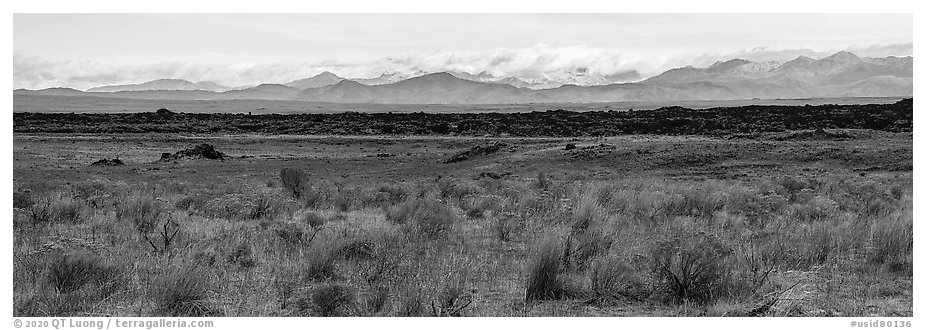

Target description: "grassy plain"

left=12, top=129, right=912, bottom=316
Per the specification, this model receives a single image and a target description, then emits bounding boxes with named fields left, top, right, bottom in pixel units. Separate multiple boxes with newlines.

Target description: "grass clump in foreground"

left=525, top=233, right=567, bottom=302
left=386, top=198, right=457, bottom=239
left=153, top=265, right=219, bottom=317
left=309, top=283, right=356, bottom=316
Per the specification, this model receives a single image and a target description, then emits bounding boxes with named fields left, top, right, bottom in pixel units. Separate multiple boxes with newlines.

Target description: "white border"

left=4, top=2, right=921, bottom=330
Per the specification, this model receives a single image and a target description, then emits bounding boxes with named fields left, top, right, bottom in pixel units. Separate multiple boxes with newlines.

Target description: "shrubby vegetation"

left=13, top=151, right=913, bottom=316
left=14, top=99, right=912, bottom=136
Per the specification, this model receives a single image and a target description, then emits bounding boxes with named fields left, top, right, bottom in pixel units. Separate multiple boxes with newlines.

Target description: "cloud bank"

left=14, top=43, right=913, bottom=90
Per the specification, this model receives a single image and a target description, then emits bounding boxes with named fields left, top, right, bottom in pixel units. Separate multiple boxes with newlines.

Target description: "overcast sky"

left=14, top=13, right=913, bottom=90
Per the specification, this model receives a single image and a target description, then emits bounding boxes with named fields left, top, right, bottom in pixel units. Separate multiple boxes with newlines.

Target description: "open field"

left=13, top=124, right=912, bottom=316
left=14, top=94, right=907, bottom=114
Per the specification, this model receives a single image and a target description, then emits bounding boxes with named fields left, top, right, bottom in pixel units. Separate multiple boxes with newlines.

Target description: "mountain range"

left=14, top=51, right=912, bottom=104
left=85, top=79, right=239, bottom=93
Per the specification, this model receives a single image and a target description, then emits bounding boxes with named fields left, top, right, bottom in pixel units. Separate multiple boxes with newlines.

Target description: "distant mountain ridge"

left=285, top=71, right=345, bottom=90
left=17, top=51, right=912, bottom=104
left=86, top=79, right=235, bottom=93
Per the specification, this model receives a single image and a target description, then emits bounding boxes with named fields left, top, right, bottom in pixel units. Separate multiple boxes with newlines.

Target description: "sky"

left=13, top=13, right=913, bottom=90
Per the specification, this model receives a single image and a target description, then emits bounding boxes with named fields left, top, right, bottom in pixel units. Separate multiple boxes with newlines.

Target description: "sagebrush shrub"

left=492, top=212, right=520, bottom=242
left=890, top=185, right=906, bottom=200
left=310, top=283, right=355, bottom=316
left=648, top=226, right=733, bottom=305
left=371, top=183, right=407, bottom=207
left=589, top=254, right=646, bottom=301
left=280, top=168, right=309, bottom=198
left=301, top=211, right=326, bottom=230
left=350, top=233, right=408, bottom=286
left=386, top=198, right=456, bottom=239
left=271, top=222, right=307, bottom=246
left=363, top=284, right=390, bottom=315
left=46, top=251, right=112, bottom=293
left=396, top=286, right=427, bottom=316
left=303, top=249, right=338, bottom=281
left=437, top=177, right=482, bottom=201
left=71, top=180, right=114, bottom=209
left=248, top=194, right=279, bottom=220
left=433, top=268, right=474, bottom=316
left=29, top=198, right=54, bottom=227
left=533, top=172, right=552, bottom=191
left=334, top=185, right=362, bottom=211
left=154, top=265, right=217, bottom=317
left=202, top=194, right=253, bottom=220
left=272, top=267, right=298, bottom=310
left=117, top=195, right=162, bottom=233
left=23, top=192, right=84, bottom=226
left=175, top=194, right=208, bottom=212
left=777, top=176, right=809, bottom=202
left=460, top=197, right=486, bottom=218
left=52, top=198, right=84, bottom=224
left=225, top=243, right=258, bottom=268
left=789, top=196, right=838, bottom=222
left=14, top=189, right=34, bottom=209
left=337, top=238, right=376, bottom=261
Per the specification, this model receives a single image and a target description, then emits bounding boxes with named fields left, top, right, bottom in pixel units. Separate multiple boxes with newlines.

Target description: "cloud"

left=14, top=43, right=914, bottom=90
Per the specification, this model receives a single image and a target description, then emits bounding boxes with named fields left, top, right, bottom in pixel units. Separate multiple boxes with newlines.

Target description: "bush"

left=432, top=268, right=474, bottom=316
left=386, top=199, right=456, bottom=239
left=14, top=189, right=34, bottom=209
left=532, top=172, right=552, bottom=191
left=71, top=180, right=114, bottom=209
left=28, top=198, right=54, bottom=227
left=437, top=177, right=482, bottom=201
left=271, top=221, right=308, bottom=246
left=301, top=211, right=326, bottom=230
left=363, top=284, right=390, bottom=315
left=588, top=255, right=646, bottom=302
left=117, top=195, right=163, bottom=233
left=154, top=265, right=217, bottom=316
left=337, top=238, right=376, bottom=261
left=225, top=243, right=258, bottom=269
left=303, top=249, right=338, bottom=281
left=310, top=283, right=355, bottom=316
left=24, top=192, right=85, bottom=226
left=789, top=196, right=838, bottom=222
left=868, top=211, right=913, bottom=273
left=525, top=234, right=565, bottom=302
left=460, top=197, right=486, bottom=218
left=271, top=266, right=298, bottom=310
left=51, top=197, right=84, bottom=224
left=280, top=168, right=309, bottom=198
left=566, top=229, right=611, bottom=271
left=175, top=194, right=208, bottom=212
left=248, top=194, right=280, bottom=220
left=46, top=251, right=112, bottom=293
left=371, top=182, right=408, bottom=207
left=202, top=194, right=251, bottom=220
left=648, top=225, right=733, bottom=305
left=492, top=212, right=521, bottom=242
left=397, top=286, right=428, bottom=316
left=350, top=233, right=408, bottom=286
